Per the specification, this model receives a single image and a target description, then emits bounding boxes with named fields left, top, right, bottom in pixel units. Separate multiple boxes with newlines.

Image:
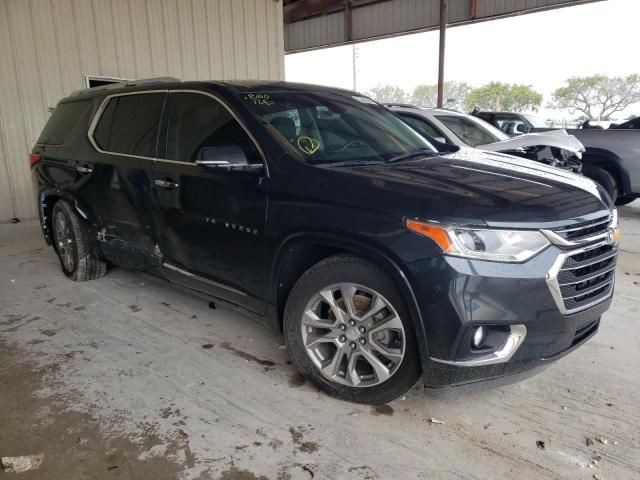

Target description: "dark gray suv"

left=31, top=79, right=619, bottom=404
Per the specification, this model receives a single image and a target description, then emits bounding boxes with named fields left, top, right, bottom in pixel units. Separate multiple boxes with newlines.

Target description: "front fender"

left=270, top=230, right=432, bottom=375
left=582, top=147, right=632, bottom=195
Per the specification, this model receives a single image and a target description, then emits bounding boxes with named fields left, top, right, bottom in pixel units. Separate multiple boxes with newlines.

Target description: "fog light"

left=472, top=326, right=486, bottom=348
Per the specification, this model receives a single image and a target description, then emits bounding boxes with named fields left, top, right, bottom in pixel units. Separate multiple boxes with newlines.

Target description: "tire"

left=51, top=199, right=106, bottom=281
left=582, top=165, right=618, bottom=203
left=615, top=195, right=637, bottom=206
left=283, top=254, right=421, bottom=404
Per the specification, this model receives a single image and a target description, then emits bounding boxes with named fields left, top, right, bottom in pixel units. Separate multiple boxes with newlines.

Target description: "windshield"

left=434, top=113, right=509, bottom=147
left=237, top=91, right=437, bottom=164
left=523, top=114, right=548, bottom=128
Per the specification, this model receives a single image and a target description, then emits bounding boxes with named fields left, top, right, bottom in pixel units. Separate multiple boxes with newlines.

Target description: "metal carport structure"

left=283, top=0, right=605, bottom=105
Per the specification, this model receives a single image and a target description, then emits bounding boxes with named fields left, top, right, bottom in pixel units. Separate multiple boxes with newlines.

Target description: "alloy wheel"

left=54, top=210, right=75, bottom=272
left=300, top=283, right=406, bottom=387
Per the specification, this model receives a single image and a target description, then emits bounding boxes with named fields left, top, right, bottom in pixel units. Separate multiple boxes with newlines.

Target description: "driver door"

left=151, top=91, right=268, bottom=313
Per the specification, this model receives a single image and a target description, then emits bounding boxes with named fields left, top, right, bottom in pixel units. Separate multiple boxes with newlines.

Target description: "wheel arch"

left=581, top=147, right=631, bottom=196
left=270, top=231, right=430, bottom=368
left=38, top=188, right=96, bottom=245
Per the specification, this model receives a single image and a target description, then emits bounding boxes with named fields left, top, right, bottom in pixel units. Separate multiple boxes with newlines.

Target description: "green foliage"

left=464, top=82, right=542, bottom=112
left=411, top=81, right=471, bottom=110
left=552, top=74, right=640, bottom=120
left=366, top=84, right=407, bottom=104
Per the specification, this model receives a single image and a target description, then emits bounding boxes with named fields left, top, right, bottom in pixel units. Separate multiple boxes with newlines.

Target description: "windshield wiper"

left=386, top=148, right=437, bottom=164
left=316, top=160, right=386, bottom=168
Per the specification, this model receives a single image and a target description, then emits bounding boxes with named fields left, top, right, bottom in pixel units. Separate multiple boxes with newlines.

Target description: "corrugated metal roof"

left=284, top=0, right=604, bottom=52
left=0, top=0, right=285, bottom=221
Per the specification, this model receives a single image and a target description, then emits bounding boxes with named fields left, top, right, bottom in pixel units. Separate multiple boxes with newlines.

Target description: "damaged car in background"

left=387, top=105, right=584, bottom=173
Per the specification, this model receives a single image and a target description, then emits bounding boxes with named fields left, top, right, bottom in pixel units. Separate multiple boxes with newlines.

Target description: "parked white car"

left=387, top=105, right=585, bottom=172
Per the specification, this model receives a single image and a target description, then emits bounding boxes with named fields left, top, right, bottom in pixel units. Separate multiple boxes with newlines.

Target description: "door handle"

left=76, top=165, right=93, bottom=173
left=154, top=179, right=179, bottom=188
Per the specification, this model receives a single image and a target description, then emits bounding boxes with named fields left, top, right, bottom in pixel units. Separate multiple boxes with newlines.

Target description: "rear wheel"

left=284, top=254, right=421, bottom=404
left=582, top=165, right=618, bottom=203
left=52, top=200, right=106, bottom=281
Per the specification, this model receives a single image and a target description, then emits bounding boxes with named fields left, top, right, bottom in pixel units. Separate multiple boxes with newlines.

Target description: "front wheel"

left=283, top=255, right=421, bottom=404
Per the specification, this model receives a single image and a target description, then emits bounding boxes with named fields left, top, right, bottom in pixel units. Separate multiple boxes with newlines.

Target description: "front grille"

left=552, top=215, right=610, bottom=242
left=558, top=244, right=616, bottom=312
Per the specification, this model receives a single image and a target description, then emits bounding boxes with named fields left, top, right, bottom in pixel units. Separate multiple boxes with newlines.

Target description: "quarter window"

left=165, top=92, right=260, bottom=164
left=38, top=100, right=92, bottom=145
left=93, top=93, right=165, bottom=157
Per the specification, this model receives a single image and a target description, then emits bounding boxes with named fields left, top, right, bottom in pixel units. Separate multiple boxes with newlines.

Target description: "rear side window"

left=37, top=100, right=92, bottom=145
left=92, top=93, right=165, bottom=157
left=165, top=92, right=260, bottom=163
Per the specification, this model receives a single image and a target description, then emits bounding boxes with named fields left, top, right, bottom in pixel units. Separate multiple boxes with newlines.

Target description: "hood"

left=477, top=129, right=585, bottom=156
left=332, top=147, right=609, bottom=227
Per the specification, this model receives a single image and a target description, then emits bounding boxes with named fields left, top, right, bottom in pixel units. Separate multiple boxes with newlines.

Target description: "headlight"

left=406, top=219, right=550, bottom=262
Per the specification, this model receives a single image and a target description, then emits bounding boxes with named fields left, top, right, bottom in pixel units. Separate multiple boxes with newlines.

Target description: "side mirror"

left=433, top=136, right=447, bottom=144
left=196, top=145, right=262, bottom=171
left=516, top=123, right=529, bottom=134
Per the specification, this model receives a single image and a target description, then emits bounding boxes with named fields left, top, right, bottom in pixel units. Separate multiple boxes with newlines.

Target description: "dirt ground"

left=1, top=202, right=639, bottom=480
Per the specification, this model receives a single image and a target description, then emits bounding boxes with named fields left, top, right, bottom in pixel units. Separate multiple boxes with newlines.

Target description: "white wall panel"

left=0, top=0, right=284, bottom=221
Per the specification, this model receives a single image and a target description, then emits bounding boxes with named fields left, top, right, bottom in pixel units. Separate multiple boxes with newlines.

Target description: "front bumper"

left=406, top=244, right=615, bottom=388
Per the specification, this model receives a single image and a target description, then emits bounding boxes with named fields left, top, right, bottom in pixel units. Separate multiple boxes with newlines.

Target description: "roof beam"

left=284, top=0, right=605, bottom=53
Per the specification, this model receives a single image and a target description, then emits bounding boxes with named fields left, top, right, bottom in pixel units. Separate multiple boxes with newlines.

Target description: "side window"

left=166, top=92, right=260, bottom=164
left=493, top=114, right=525, bottom=135
left=38, top=100, right=92, bottom=145
left=398, top=113, right=446, bottom=141
left=93, top=93, right=165, bottom=157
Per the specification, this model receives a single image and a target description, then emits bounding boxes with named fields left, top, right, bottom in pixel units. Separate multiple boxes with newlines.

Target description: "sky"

left=285, top=0, right=640, bottom=120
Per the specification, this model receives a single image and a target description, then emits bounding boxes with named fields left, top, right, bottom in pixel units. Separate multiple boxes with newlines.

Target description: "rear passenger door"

left=88, top=91, right=166, bottom=269
left=151, top=91, right=268, bottom=313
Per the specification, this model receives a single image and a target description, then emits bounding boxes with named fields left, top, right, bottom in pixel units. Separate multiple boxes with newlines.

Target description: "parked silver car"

left=387, top=105, right=584, bottom=173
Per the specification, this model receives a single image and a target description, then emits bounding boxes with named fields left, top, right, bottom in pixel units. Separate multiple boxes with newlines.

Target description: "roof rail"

left=70, top=76, right=181, bottom=97
left=125, top=76, right=181, bottom=86
left=383, top=102, right=420, bottom=109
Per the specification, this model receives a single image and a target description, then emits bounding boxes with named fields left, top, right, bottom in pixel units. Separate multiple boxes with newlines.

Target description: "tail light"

left=29, top=153, right=42, bottom=168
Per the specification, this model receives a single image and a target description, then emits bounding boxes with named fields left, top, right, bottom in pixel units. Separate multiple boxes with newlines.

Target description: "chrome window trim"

left=87, top=88, right=269, bottom=176
left=429, top=325, right=527, bottom=367
left=87, top=90, right=168, bottom=162
left=546, top=239, right=615, bottom=315
left=159, top=89, right=269, bottom=176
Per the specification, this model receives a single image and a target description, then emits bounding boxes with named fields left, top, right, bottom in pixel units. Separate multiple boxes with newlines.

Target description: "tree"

left=464, top=82, right=543, bottom=112
left=411, top=81, right=471, bottom=110
left=551, top=74, right=640, bottom=120
left=366, top=84, right=407, bottom=104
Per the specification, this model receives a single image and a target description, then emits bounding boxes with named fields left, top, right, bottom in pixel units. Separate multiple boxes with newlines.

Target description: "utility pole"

left=352, top=44, right=357, bottom=91
left=437, top=0, right=448, bottom=108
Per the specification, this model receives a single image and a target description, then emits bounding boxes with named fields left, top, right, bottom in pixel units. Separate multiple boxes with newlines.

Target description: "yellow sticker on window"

left=297, top=136, right=320, bottom=155
left=243, top=93, right=274, bottom=106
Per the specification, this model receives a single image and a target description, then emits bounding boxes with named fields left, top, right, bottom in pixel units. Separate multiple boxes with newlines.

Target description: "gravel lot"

left=1, top=202, right=639, bottom=480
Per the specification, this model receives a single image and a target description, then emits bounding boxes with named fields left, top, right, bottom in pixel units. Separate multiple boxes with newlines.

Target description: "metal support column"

left=437, top=0, right=448, bottom=108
